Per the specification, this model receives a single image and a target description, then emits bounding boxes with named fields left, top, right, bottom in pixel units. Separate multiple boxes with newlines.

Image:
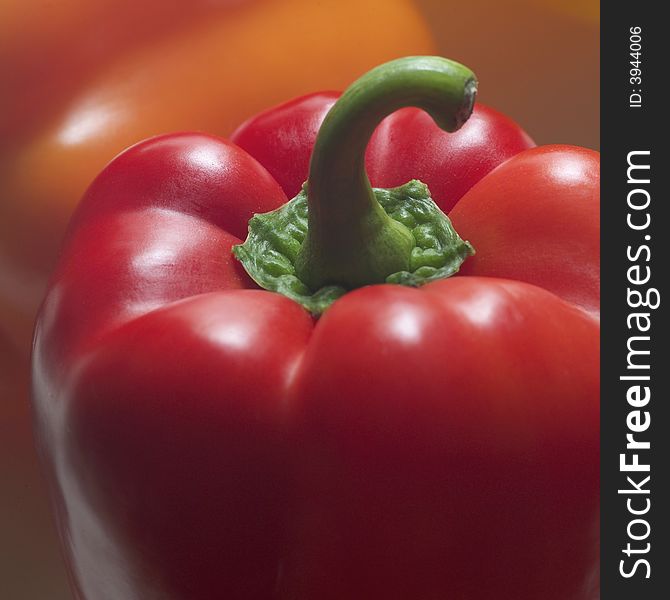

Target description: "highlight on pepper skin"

left=30, top=55, right=599, bottom=599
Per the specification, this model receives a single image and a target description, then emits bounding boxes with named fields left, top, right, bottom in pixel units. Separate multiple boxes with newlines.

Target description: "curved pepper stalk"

left=233, top=56, right=476, bottom=315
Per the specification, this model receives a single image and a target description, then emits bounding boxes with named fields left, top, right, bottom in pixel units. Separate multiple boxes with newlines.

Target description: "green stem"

left=295, top=56, right=477, bottom=290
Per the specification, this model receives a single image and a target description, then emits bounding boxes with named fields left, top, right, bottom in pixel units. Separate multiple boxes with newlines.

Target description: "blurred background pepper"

left=0, top=0, right=597, bottom=598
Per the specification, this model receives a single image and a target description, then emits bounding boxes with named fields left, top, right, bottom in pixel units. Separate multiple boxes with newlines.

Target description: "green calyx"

left=233, top=56, right=477, bottom=316
left=233, top=180, right=474, bottom=315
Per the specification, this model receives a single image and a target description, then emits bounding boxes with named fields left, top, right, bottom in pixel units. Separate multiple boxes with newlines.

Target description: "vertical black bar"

left=601, top=3, right=667, bottom=599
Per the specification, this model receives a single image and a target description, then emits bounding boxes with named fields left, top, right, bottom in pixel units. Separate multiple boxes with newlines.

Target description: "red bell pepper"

left=32, top=57, right=599, bottom=599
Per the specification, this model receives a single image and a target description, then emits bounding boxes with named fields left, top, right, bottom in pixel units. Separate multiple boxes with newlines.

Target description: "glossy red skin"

left=231, top=92, right=535, bottom=209
left=33, top=125, right=600, bottom=598
left=451, top=144, right=600, bottom=315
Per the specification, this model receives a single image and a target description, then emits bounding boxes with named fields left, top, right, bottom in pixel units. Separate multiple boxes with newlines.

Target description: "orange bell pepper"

left=0, top=0, right=435, bottom=357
